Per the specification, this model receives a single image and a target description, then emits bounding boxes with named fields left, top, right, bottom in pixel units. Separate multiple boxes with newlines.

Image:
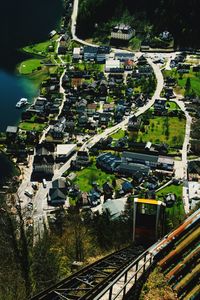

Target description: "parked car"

left=24, top=190, right=33, bottom=198
left=32, top=182, right=38, bottom=190
left=42, top=178, right=47, bottom=188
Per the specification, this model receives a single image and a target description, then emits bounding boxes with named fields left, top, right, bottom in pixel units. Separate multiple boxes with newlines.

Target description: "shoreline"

left=0, top=0, right=64, bottom=184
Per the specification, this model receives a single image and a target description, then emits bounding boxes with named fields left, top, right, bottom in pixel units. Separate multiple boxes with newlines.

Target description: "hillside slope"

left=77, top=0, right=200, bottom=48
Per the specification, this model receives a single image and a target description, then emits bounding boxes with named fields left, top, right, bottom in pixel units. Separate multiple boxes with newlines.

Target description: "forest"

left=77, top=0, right=200, bottom=48
left=0, top=195, right=132, bottom=299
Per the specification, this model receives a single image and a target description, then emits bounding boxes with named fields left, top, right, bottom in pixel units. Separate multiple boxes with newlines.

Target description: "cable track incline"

left=30, top=209, right=200, bottom=300
left=30, top=245, right=144, bottom=300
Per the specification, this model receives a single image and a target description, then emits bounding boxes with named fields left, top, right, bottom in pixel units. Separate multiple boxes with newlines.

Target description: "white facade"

left=73, top=47, right=82, bottom=60
left=111, top=25, right=135, bottom=40
left=56, top=144, right=77, bottom=157
left=105, top=59, right=121, bottom=72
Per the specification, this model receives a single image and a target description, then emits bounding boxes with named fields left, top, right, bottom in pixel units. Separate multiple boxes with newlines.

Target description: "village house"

left=122, top=152, right=158, bottom=168
left=96, top=152, right=121, bottom=172
left=105, top=59, right=121, bottom=73
left=76, top=151, right=90, bottom=166
left=6, top=126, right=18, bottom=141
left=56, top=144, right=76, bottom=162
left=128, top=116, right=141, bottom=132
left=73, top=47, right=83, bottom=60
left=154, top=99, right=167, bottom=114
left=103, top=103, right=115, bottom=112
left=124, top=59, right=134, bottom=71
left=96, top=46, right=110, bottom=63
left=48, top=177, right=68, bottom=206
left=111, top=24, right=135, bottom=40
left=76, top=99, right=87, bottom=114
left=83, top=46, right=98, bottom=61
left=117, top=162, right=150, bottom=178
left=103, top=182, right=114, bottom=200
left=86, top=103, right=97, bottom=116
left=99, top=112, right=112, bottom=126
left=115, top=52, right=135, bottom=62
left=32, top=144, right=55, bottom=178
left=78, top=114, right=89, bottom=127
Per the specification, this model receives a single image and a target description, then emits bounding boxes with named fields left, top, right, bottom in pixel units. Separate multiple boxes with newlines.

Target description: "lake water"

left=0, top=0, right=64, bottom=183
left=0, top=0, right=64, bottom=131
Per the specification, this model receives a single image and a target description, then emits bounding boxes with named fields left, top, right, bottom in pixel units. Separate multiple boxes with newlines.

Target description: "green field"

left=156, top=184, right=183, bottom=201
left=23, top=40, right=53, bottom=56
left=167, top=101, right=179, bottom=110
left=19, top=122, right=46, bottom=132
left=74, top=162, right=115, bottom=192
left=74, top=63, right=104, bottom=72
left=111, top=129, right=125, bottom=140
left=163, top=69, right=200, bottom=97
left=156, top=184, right=185, bottom=224
left=18, top=59, right=43, bottom=75
left=178, top=75, right=200, bottom=97
left=136, top=116, right=185, bottom=147
left=18, top=63, right=58, bottom=88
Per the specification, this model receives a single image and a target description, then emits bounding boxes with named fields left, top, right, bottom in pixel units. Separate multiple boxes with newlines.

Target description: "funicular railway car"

left=133, top=198, right=166, bottom=243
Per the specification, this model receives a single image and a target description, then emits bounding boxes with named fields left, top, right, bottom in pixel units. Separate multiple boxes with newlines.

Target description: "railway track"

left=31, top=245, right=144, bottom=300
left=31, top=209, right=200, bottom=300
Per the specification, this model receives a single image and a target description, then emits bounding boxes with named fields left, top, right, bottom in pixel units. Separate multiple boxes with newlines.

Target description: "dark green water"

left=0, top=0, right=64, bottom=131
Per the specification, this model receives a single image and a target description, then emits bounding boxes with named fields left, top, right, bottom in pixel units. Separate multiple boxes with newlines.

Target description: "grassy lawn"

left=178, top=74, right=200, bottom=97
left=19, top=64, right=58, bottom=88
left=27, top=69, right=49, bottom=88
left=74, top=63, right=104, bottom=72
left=156, top=184, right=182, bottom=200
left=106, top=96, right=114, bottom=103
left=23, top=40, right=53, bottom=56
left=111, top=129, right=125, bottom=140
left=19, top=122, right=46, bottom=132
left=167, top=101, right=179, bottom=110
left=18, top=59, right=43, bottom=75
left=74, top=162, right=115, bottom=192
left=156, top=184, right=185, bottom=223
left=163, top=69, right=200, bottom=97
left=136, top=116, right=185, bottom=147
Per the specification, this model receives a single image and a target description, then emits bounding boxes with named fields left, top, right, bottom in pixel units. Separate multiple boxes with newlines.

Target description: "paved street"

left=17, top=155, right=34, bottom=207
left=171, top=98, right=192, bottom=213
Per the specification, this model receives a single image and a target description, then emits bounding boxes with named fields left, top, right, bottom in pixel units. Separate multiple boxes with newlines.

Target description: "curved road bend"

left=54, top=57, right=164, bottom=180
left=22, top=0, right=188, bottom=239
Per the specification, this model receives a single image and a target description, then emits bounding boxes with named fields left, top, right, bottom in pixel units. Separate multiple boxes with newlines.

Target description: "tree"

left=0, top=199, right=26, bottom=299
left=185, top=77, right=191, bottom=91
left=112, top=178, right=117, bottom=188
left=31, top=231, right=59, bottom=294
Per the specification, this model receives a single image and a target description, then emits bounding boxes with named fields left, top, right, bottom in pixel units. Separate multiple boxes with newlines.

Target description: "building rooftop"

left=122, top=152, right=158, bottom=163
left=6, top=126, right=18, bottom=133
left=105, top=59, right=121, bottom=69
left=56, top=144, right=76, bottom=156
left=102, top=198, right=127, bottom=219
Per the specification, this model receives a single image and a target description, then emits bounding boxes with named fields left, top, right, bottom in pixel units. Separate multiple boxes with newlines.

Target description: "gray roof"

left=49, top=188, right=66, bottom=201
left=52, top=178, right=66, bottom=189
left=36, top=147, right=49, bottom=156
left=6, top=126, right=18, bottom=133
left=119, top=163, right=150, bottom=174
left=122, top=152, right=158, bottom=163
left=102, top=199, right=127, bottom=219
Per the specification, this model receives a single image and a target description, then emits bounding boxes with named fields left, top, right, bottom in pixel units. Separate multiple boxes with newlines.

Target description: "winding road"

left=70, top=0, right=191, bottom=214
